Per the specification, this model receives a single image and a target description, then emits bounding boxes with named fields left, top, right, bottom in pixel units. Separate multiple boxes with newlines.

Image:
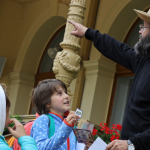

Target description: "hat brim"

left=134, top=9, right=150, bottom=24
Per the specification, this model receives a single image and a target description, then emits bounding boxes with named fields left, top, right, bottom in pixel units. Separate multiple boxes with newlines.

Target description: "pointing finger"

left=68, top=20, right=76, bottom=26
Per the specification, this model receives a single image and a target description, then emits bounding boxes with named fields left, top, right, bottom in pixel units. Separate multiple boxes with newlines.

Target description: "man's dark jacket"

left=85, top=28, right=150, bottom=150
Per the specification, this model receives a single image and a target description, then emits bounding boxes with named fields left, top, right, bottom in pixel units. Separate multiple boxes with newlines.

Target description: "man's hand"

left=84, top=142, right=93, bottom=150
left=68, top=20, right=88, bottom=38
left=8, top=118, right=27, bottom=139
left=105, top=140, right=128, bottom=150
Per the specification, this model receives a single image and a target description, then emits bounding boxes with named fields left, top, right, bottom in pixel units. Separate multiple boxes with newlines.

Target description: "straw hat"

left=134, top=9, right=150, bottom=24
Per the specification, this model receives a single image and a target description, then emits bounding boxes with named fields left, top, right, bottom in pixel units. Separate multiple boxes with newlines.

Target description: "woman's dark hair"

left=31, top=79, right=67, bottom=115
left=0, top=83, right=10, bottom=109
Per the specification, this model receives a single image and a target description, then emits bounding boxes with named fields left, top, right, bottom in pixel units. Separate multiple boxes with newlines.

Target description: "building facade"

left=0, top=0, right=149, bottom=126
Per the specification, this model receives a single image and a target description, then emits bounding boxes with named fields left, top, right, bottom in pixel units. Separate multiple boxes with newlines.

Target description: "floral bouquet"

left=92, top=123, right=122, bottom=144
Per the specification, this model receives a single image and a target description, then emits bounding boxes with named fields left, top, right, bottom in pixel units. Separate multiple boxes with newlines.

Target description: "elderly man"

left=69, top=9, right=150, bottom=150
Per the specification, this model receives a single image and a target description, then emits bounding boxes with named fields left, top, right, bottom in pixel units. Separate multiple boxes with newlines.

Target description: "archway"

left=14, top=16, right=66, bottom=75
left=9, top=14, right=67, bottom=114
left=29, top=25, right=65, bottom=114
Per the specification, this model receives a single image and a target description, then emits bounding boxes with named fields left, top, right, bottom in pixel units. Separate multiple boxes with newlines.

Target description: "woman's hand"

left=66, top=111, right=80, bottom=126
left=8, top=118, right=26, bottom=139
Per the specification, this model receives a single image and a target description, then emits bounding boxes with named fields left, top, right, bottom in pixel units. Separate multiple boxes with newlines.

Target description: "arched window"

left=29, top=25, right=65, bottom=114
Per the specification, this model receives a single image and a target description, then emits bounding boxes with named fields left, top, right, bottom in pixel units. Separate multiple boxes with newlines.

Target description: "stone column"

left=80, top=59, right=116, bottom=125
left=53, top=0, right=86, bottom=96
left=8, top=72, right=35, bottom=115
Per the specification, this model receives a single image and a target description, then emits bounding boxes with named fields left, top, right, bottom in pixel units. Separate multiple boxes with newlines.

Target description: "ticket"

left=75, top=108, right=83, bottom=118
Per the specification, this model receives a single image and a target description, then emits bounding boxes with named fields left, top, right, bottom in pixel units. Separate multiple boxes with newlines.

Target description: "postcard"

left=73, top=129, right=94, bottom=143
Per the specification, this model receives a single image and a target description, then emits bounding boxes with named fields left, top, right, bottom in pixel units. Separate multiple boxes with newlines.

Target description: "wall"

left=0, top=0, right=149, bottom=121
left=0, top=0, right=69, bottom=114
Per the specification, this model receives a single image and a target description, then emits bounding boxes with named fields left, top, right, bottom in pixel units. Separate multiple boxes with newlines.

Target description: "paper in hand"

left=76, top=142, right=85, bottom=150
left=75, top=108, right=83, bottom=118
left=88, top=137, right=107, bottom=150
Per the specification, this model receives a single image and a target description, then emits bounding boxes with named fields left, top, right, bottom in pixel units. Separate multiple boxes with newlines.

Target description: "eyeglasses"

left=139, top=24, right=150, bottom=31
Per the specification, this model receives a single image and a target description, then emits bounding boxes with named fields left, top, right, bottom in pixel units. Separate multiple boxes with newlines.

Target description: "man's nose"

left=139, top=30, right=142, bottom=34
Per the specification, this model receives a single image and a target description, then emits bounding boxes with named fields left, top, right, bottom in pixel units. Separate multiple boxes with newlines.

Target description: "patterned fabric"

left=31, top=113, right=76, bottom=150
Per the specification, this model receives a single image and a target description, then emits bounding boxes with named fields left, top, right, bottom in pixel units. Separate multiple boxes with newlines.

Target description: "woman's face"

left=5, top=108, right=10, bottom=128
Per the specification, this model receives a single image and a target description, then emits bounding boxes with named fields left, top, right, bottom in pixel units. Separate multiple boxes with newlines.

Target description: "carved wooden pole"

left=52, top=0, right=86, bottom=97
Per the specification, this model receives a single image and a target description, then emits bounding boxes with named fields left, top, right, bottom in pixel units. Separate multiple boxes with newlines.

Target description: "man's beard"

left=134, top=32, right=150, bottom=57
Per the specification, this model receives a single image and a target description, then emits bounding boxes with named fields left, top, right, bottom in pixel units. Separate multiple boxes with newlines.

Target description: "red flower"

left=100, top=126, right=105, bottom=131
left=114, top=130, right=118, bottom=134
left=110, top=135, right=116, bottom=141
left=112, top=124, right=117, bottom=130
left=92, top=128, right=97, bottom=136
left=105, top=131, right=109, bottom=134
left=104, top=123, right=107, bottom=126
left=93, top=123, right=121, bottom=144
left=104, top=126, right=110, bottom=134
left=116, top=124, right=122, bottom=131
left=109, top=129, right=113, bottom=134
left=99, top=123, right=103, bottom=127
left=115, top=135, right=120, bottom=140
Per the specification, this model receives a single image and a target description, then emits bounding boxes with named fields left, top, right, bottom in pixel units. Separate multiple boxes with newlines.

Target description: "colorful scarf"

left=0, top=85, right=6, bottom=135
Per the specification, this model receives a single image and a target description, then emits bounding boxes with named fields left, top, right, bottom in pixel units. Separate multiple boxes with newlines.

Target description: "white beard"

left=134, top=32, right=150, bottom=57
